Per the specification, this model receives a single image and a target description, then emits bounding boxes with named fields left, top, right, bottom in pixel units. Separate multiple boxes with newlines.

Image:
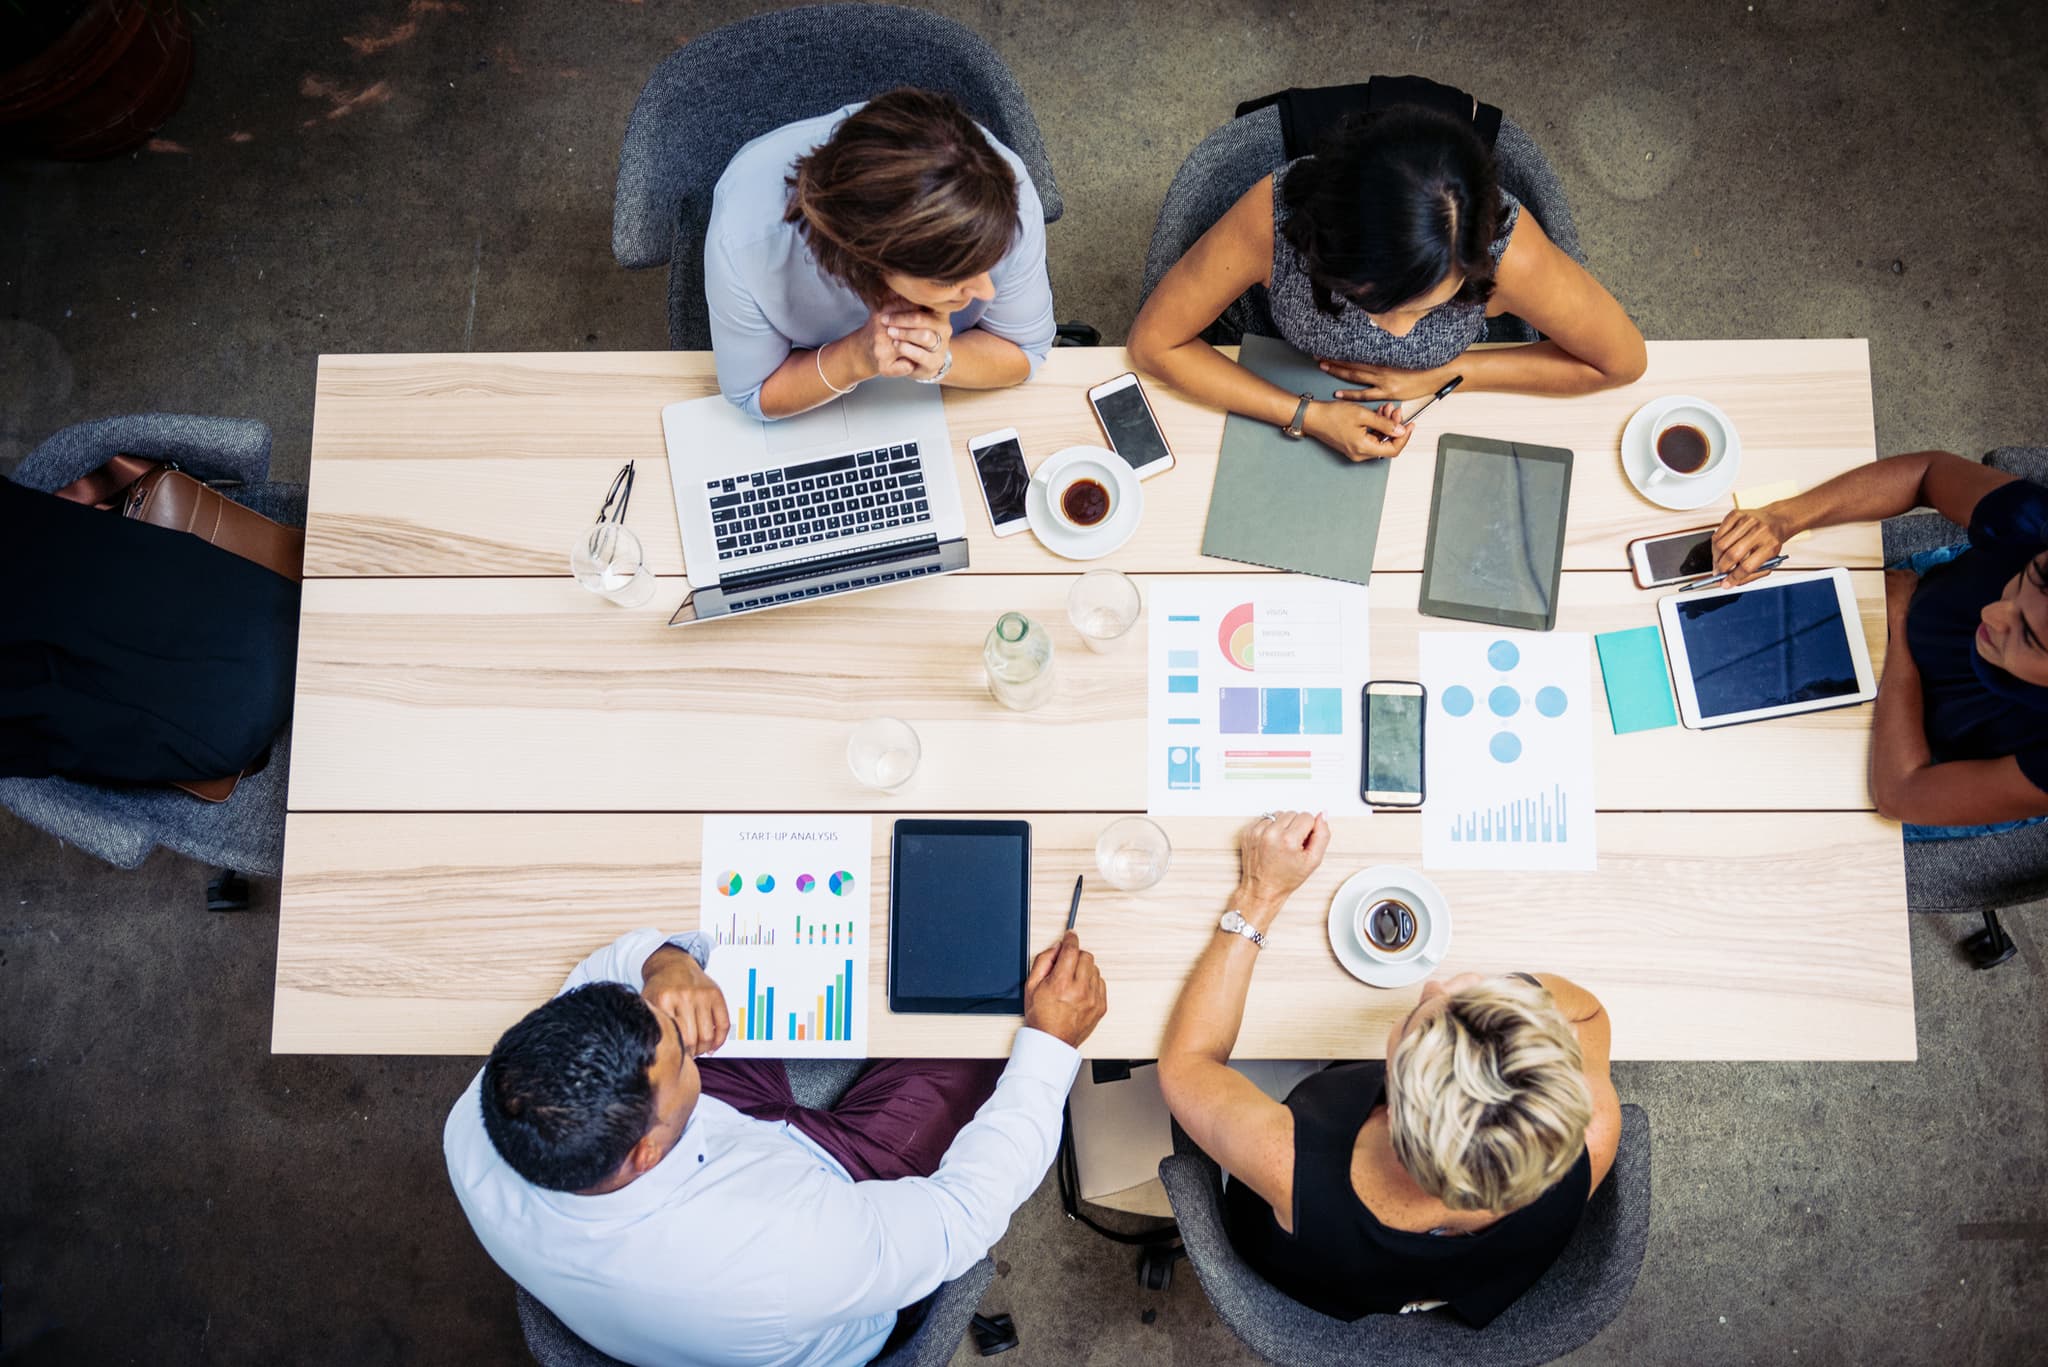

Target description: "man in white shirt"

left=444, top=926, right=1106, bottom=1367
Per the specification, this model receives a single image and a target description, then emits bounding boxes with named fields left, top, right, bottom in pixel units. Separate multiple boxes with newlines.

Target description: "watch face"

left=1221, top=911, right=1244, bottom=931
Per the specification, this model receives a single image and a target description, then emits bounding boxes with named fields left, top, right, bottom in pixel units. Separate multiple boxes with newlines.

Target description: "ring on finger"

left=1259, top=811, right=1278, bottom=822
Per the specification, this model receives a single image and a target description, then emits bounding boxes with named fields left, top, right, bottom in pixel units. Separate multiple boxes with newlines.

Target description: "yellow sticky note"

left=1735, top=481, right=1810, bottom=543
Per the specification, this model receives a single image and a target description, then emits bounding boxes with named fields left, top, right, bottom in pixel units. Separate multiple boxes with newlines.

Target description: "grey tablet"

left=1418, top=434, right=1574, bottom=631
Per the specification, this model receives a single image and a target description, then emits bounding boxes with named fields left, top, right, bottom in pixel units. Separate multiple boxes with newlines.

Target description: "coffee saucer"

left=1327, top=865, right=1452, bottom=990
left=1621, top=395, right=1742, bottom=511
left=1027, top=445, right=1142, bottom=560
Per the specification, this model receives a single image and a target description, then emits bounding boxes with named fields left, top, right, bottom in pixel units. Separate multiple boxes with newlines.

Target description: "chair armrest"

left=14, top=414, right=272, bottom=492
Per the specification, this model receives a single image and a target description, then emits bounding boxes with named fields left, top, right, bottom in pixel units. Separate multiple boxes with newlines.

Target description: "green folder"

left=1200, top=334, right=1391, bottom=585
left=1595, top=626, right=1679, bottom=734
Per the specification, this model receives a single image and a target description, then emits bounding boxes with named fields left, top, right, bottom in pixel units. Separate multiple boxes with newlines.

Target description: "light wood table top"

left=277, top=344, right=1912, bottom=1061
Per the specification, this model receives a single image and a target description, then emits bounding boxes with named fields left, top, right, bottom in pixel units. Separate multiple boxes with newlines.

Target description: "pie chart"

left=714, top=870, right=743, bottom=897
left=795, top=874, right=815, bottom=893
left=829, top=870, right=856, bottom=896
left=755, top=874, right=775, bottom=893
left=1218, top=602, right=1255, bottom=671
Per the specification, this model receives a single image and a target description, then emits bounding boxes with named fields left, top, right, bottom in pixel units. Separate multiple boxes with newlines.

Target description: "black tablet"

left=888, top=819, right=1032, bottom=1015
left=1418, top=434, right=1574, bottom=631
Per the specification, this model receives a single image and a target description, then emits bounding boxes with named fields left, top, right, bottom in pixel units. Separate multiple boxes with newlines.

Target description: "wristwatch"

left=1218, top=910, right=1266, bottom=948
left=1280, top=393, right=1314, bottom=439
left=915, top=349, right=955, bottom=384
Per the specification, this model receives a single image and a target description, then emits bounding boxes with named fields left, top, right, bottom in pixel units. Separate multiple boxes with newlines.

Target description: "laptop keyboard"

left=707, top=443, right=930, bottom=561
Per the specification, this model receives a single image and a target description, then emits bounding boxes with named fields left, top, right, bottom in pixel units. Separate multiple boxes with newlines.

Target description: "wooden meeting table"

left=275, top=343, right=1913, bottom=1062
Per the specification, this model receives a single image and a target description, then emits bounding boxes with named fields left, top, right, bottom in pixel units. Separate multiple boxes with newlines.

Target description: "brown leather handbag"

left=53, top=456, right=305, bottom=800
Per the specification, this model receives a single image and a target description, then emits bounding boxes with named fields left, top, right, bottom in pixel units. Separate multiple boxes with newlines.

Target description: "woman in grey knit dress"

left=1131, top=107, right=1646, bottom=462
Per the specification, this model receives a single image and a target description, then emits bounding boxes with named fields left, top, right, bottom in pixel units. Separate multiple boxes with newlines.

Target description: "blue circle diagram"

left=1490, top=732, right=1523, bottom=763
left=1441, top=685, right=1474, bottom=717
left=1536, top=686, right=1569, bottom=718
left=1487, top=639, right=1520, bottom=671
left=1489, top=686, right=1521, bottom=717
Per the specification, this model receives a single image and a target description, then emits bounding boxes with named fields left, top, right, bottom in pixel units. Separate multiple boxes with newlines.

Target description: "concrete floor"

left=3, top=0, right=2046, bottom=1363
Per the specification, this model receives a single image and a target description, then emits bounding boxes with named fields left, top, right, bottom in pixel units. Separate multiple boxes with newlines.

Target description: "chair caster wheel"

left=1137, top=1242, right=1185, bottom=1292
left=206, top=869, right=251, bottom=912
left=1963, top=925, right=2017, bottom=970
left=970, top=1311, right=1018, bottom=1355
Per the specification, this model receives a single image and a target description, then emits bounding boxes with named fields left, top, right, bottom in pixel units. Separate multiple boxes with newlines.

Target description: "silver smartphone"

left=968, top=427, right=1032, bottom=537
left=1085, top=372, right=1175, bottom=479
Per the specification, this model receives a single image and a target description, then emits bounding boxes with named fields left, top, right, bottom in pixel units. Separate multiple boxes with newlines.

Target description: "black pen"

left=1397, top=374, right=1464, bottom=425
left=1066, top=874, right=1084, bottom=931
left=1681, top=554, right=1787, bottom=592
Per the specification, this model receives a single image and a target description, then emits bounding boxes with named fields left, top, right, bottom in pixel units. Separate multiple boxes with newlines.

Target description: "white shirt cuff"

left=1008, top=1025, right=1082, bottom=1085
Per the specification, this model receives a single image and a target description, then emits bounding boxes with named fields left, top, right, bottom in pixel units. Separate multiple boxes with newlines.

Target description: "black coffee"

left=1363, top=897, right=1418, bottom=952
left=1061, top=478, right=1111, bottom=527
left=1656, top=424, right=1711, bottom=474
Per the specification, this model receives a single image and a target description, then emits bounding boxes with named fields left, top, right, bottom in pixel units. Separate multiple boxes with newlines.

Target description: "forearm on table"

left=940, top=329, right=1032, bottom=390
left=1772, top=451, right=1970, bottom=537
left=1458, top=342, right=1631, bottom=397
left=1159, top=892, right=1271, bottom=1070
left=1869, top=643, right=1935, bottom=815
left=755, top=339, right=862, bottom=419
left=1133, top=339, right=1301, bottom=428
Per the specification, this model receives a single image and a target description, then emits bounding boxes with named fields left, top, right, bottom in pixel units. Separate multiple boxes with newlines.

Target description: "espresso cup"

left=1354, top=891, right=1428, bottom=963
left=1048, top=458, right=1120, bottom=533
left=1647, top=405, right=1730, bottom=486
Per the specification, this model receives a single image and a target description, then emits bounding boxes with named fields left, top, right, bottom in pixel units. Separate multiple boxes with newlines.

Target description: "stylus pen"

left=1066, top=874, right=1084, bottom=931
left=1395, top=374, right=1464, bottom=424
left=1680, top=554, right=1787, bottom=592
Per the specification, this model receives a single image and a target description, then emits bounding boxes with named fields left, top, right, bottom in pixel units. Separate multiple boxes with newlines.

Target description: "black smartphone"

left=1362, top=681, right=1426, bottom=807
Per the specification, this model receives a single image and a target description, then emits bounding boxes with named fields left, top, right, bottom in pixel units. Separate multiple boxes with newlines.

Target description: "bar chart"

left=712, top=946, right=866, bottom=1057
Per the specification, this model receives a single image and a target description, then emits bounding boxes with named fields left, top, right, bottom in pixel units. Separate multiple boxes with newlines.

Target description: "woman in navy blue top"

left=1713, top=451, right=2048, bottom=835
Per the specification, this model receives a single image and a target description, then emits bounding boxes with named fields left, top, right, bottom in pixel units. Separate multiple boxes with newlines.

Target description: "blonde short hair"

left=1386, top=976, right=1593, bottom=1213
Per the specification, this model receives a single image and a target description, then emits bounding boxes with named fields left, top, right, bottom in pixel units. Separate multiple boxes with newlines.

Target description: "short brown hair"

left=785, top=88, right=1019, bottom=308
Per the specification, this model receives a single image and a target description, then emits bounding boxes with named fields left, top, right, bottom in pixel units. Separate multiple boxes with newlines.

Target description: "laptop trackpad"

left=763, top=399, right=850, bottom=455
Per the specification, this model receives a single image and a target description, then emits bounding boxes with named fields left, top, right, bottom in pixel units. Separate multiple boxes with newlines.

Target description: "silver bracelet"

left=914, top=349, right=954, bottom=385
left=815, top=343, right=856, bottom=396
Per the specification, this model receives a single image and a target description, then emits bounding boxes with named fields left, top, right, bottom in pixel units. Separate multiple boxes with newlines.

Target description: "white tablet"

left=1657, top=568, right=1877, bottom=730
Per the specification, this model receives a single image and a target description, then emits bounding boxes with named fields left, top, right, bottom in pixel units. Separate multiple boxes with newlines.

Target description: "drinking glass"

left=1066, top=569, right=1142, bottom=652
left=1096, top=816, right=1172, bottom=891
left=571, top=522, right=657, bottom=607
left=847, top=717, right=921, bottom=791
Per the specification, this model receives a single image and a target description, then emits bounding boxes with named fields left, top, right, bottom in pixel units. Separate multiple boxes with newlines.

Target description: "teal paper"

left=1595, top=627, right=1678, bottom=734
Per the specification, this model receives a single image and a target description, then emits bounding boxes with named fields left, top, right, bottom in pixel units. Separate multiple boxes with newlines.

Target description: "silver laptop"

left=661, top=379, right=969, bottom=625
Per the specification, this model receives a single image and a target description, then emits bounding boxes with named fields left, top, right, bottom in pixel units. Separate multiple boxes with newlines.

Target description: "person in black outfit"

left=1157, top=812, right=1622, bottom=1327
left=1711, top=450, right=2048, bottom=838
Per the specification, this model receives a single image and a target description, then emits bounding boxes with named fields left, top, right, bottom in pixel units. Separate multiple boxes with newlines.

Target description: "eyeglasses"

left=594, top=460, right=635, bottom=531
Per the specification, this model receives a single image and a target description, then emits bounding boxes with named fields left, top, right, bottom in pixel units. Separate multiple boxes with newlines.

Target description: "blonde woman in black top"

left=1156, top=811, right=1623, bottom=1325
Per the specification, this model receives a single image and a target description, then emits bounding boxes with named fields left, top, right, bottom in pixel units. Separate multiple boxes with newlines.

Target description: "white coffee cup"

left=1046, top=457, right=1121, bottom=534
left=1646, top=404, right=1731, bottom=486
left=1353, top=889, right=1431, bottom=964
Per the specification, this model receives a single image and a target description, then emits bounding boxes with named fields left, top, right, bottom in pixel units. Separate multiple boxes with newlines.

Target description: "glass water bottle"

left=984, top=611, right=1055, bottom=711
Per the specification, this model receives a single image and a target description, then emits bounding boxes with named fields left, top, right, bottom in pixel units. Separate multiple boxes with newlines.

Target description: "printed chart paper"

left=1146, top=579, right=1371, bottom=816
left=699, top=815, right=871, bottom=1057
left=1419, top=632, right=1597, bottom=871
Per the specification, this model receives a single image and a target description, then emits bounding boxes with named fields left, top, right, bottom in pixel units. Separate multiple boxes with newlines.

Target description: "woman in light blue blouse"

left=706, top=88, right=1055, bottom=420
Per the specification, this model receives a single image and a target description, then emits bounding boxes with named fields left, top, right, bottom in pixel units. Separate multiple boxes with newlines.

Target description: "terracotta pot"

left=0, top=0, right=195, bottom=159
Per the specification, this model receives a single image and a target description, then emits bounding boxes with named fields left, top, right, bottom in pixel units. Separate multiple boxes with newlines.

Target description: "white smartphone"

left=1086, top=372, right=1176, bottom=479
left=1626, top=525, right=1718, bottom=589
left=1362, top=681, right=1427, bottom=807
left=967, top=427, right=1032, bottom=537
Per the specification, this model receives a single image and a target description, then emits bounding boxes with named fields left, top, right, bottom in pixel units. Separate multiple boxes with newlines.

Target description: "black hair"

left=1280, top=106, right=1502, bottom=319
left=479, top=982, right=664, bottom=1193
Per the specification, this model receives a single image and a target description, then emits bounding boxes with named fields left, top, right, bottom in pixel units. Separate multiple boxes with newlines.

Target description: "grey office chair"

left=1158, top=1077, right=1651, bottom=1367
left=612, top=3, right=1064, bottom=351
left=1137, top=99, right=1585, bottom=346
left=0, top=415, right=304, bottom=904
left=1881, top=445, right=2048, bottom=969
left=514, top=1061, right=1009, bottom=1367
